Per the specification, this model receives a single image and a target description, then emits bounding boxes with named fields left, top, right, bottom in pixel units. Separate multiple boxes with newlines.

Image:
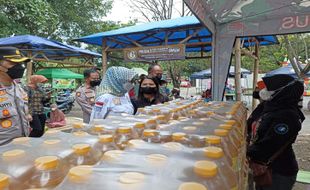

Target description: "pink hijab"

left=50, top=104, right=66, bottom=123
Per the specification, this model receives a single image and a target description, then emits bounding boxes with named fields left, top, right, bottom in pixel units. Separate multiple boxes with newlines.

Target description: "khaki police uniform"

left=75, top=85, right=96, bottom=123
left=0, top=82, right=30, bottom=145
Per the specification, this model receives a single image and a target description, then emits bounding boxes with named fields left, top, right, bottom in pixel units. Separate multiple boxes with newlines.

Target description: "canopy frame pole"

left=26, top=51, right=33, bottom=83
left=102, top=38, right=108, bottom=75
left=235, top=38, right=242, bottom=101
left=252, top=39, right=260, bottom=110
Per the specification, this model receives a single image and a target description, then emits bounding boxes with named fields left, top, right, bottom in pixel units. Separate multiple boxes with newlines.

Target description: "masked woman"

left=90, top=67, right=137, bottom=121
left=131, top=76, right=169, bottom=114
left=247, top=74, right=305, bottom=190
left=25, top=75, right=49, bottom=137
left=46, top=104, right=66, bottom=128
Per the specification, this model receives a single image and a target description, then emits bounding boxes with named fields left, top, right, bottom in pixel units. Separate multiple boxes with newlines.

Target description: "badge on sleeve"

left=1, top=120, right=12, bottom=128
left=274, top=123, right=289, bottom=135
left=76, top=92, right=81, bottom=97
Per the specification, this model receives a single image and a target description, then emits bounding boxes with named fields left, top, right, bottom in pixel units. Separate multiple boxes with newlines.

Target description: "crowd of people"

left=0, top=46, right=306, bottom=190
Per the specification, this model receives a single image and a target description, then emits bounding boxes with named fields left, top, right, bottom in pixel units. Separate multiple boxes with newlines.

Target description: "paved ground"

left=67, top=89, right=310, bottom=189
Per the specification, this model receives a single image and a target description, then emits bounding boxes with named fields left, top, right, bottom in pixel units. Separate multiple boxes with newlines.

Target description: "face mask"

left=259, top=88, right=275, bottom=101
left=155, top=75, right=162, bottom=81
left=123, top=82, right=134, bottom=92
left=141, top=87, right=157, bottom=94
left=6, top=63, right=25, bottom=79
left=252, top=91, right=260, bottom=99
left=51, top=108, right=56, bottom=111
left=90, top=79, right=101, bottom=87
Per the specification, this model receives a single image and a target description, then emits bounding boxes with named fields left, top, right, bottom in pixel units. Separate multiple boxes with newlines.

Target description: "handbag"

left=249, top=137, right=294, bottom=186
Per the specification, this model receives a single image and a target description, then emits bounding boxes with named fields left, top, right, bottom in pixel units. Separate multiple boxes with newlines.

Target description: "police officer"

left=76, top=69, right=101, bottom=123
left=0, top=47, right=31, bottom=145
left=247, top=74, right=305, bottom=190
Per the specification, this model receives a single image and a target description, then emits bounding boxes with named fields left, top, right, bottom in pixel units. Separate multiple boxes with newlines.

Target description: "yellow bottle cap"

left=188, top=110, right=197, bottom=115
left=203, top=146, right=224, bottom=159
left=206, top=111, right=215, bottom=116
left=178, top=182, right=207, bottom=190
left=218, top=124, right=233, bottom=130
left=194, top=160, right=218, bottom=178
left=99, top=134, right=113, bottom=143
left=117, top=127, right=132, bottom=134
left=3, top=149, right=25, bottom=158
left=172, top=132, right=186, bottom=141
left=35, top=156, right=59, bottom=170
left=12, top=137, right=30, bottom=143
left=69, top=165, right=93, bottom=183
left=0, top=173, right=9, bottom=189
left=72, top=123, right=84, bottom=129
left=73, top=131, right=88, bottom=137
left=156, top=115, right=166, bottom=121
left=93, top=125, right=105, bottom=132
left=146, top=119, right=157, bottom=125
left=214, top=129, right=229, bottom=137
left=152, top=108, right=161, bottom=113
left=205, top=135, right=221, bottom=145
left=72, top=144, right=91, bottom=155
left=134, top=122, right=145, bottom=129
left=225, top=120, right=236, bottom=126
left=143, top=129, right=159, bottom=137
left=44, top=139, right=61, bottom=145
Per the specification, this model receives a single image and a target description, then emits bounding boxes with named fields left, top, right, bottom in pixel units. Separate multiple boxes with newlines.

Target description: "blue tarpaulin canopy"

left=76, top=16, right=278, bottom=53
left=191, top=66, right=251, bottom=79
left=0, top=35, right=101, bottom=59
left=265, top=64, right=310, bottom=78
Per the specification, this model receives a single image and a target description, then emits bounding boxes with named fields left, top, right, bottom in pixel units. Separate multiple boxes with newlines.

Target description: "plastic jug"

left=95, top=135, right=117, bottom=153
left=133, top=122, right=145, bottom=138
left=68, top=144, right=99, bottom=167
left=114, top=127, right=133, bottom=150
left=0, top=173, right=10, bottom=190
left=142, top=130, right=160, bottom=143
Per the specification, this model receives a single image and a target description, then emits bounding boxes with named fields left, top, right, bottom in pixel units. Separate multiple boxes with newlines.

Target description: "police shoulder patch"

left=76, top=92, right=81, bottom=97
left=274, top=123, right=289, bottom=135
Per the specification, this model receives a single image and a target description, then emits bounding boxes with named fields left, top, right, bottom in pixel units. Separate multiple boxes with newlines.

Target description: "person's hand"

left=26, top=114, right=33, bottom=122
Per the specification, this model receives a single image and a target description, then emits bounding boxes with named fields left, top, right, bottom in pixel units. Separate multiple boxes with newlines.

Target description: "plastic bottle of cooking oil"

left=27, top=156, right=66, bottom=188
left=145, top=119, right=157, bottom=129
left=94, top=135, right=117, bottom=153
left=142, top=129, right=160, bottom=143
left=193, top=160, right=228, bottom=190
left=133, top=122, right=145, bottom=138
left=0, top=173, right=10, bottom=190
left=156, top=115, right=167, bottom=124
left=68, top=144, right=100, bottom=167
left=71, top=122, right=85, bottom=133
left=203, top=146, right=238, bottom=190
left=114, top=127, right=133, bottom=150
left=172, top=132, right=188, bottom=146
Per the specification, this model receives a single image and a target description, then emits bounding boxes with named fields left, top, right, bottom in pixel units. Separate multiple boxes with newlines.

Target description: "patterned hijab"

left=96, top=66, right=137, bottom=97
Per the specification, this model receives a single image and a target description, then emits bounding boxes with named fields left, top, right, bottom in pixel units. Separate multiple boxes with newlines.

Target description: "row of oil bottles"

left=0, top=100, right=248, bottom=190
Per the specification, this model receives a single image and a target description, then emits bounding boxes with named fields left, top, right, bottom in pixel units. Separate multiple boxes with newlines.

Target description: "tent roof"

left=76, top=16, right=278, bottom=52
left=0, top=35, right=101, bottom=59
left=191, top=66, right=251, bottom=79
left=36, top=68, right=83, bottom=79
left=265, top=64, right=310, bottom=78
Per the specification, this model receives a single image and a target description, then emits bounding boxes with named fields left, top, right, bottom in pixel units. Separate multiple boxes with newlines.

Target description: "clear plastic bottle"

left=156, top=115, right=167, bottom=124
left=151, top=108, right=161, bottom=116
left=203, top=146, right=238, bottom=190
left=142, top=129, right=160, bottom=143
left=71, top=122, right=85, bottom=133
left=95, top=135, right=117, bottom=153
left=114, top=127, right=133, bottom=150
left=172, top=132, right=188, bottom=146
left=145, top=119, right=157, bottom=129
left=69, top=144, right=99, bottom=167
left=28, top=156, right=65, bottom=188
left=193, top=160, right=228, bottom=190
left=136, top=108, right=147, bottom=115
left=0, top=173, right=10, bottom=190
left=91, top=125, right=105, bottom=136
left=133, top=122, right=145, bottom=138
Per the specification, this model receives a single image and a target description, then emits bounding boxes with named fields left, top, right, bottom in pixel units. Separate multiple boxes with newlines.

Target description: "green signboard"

left=52, top=79, right=76, bottom=89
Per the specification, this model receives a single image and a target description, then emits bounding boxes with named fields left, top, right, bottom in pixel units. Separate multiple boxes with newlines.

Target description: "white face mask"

left=123, top=82, right=134, bottom=92
left=259, top=88, right=275, bottom=101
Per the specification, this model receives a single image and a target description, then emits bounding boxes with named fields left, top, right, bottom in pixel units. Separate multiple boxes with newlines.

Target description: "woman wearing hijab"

left=90, top=67, right=137, bottom=122
left=25, top=75, right=49, bottom=137
left=46, top=104, right=66, bottom=128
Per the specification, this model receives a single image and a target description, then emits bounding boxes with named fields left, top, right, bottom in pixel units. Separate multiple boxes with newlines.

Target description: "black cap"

left=0, top=46, right=30, bottom=63
left=262, top=74, right=295, bottom=91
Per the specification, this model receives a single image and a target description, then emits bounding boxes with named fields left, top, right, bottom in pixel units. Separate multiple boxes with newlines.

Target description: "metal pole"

left=26, top=51, right=33, bottom=83
left=235, top=38, right=242, bottom=101
left=252, top=41, right=259, bottom=110
left=102, top=38, right=108, bottom=76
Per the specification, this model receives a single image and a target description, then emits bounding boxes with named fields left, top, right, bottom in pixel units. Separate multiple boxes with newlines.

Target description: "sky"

left=104, top=0, right=188, bottom=23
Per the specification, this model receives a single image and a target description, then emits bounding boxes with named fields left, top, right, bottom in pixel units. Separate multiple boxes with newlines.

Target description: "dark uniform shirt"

left=131, top=95, right=169, bottom=114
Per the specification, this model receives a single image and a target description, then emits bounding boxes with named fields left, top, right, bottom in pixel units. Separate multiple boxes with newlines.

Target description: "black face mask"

left=155, top=75, right=162, bottom=81
left=6, top=63, right=26, bottom=79
left=90, top=79, right=101, bottom=87
left=141, top=87, right=157, bottom=94
left=252, top=91, right=260, bottom=99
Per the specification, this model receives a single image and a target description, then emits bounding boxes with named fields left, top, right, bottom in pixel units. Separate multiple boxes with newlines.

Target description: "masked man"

left=76, top=69, right=101, bottom=123
left=0, top=47, right=31, bottom=145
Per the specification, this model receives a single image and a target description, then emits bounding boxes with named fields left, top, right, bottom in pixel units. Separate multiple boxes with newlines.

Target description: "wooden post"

left=102, top=38, right=108, bottom=76
left=252, top=41, right=260, bottom=110
left=26, top=51, right=33, bottom=83
left=235, top=38, right=242, bottom=101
